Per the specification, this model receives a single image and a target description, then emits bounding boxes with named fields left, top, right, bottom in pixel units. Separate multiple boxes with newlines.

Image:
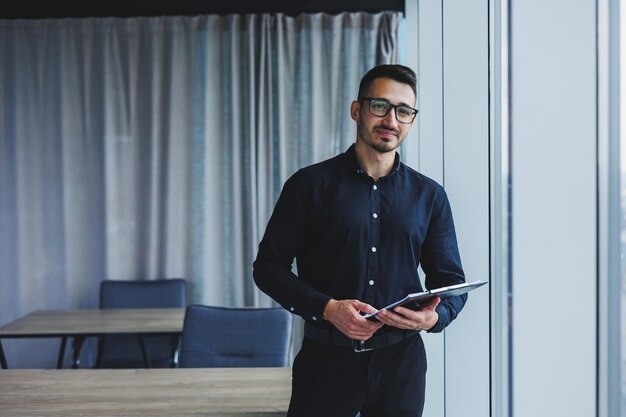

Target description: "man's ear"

left=350, top=100, right=360, bottom=121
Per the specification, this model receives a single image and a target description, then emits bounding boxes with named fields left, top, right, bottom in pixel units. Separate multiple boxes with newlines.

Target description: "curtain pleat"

left=0, top=12, right=401, bottom=367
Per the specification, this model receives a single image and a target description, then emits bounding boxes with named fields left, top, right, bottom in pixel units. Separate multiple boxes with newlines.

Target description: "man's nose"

left=382, top=108, right=399, bottom=128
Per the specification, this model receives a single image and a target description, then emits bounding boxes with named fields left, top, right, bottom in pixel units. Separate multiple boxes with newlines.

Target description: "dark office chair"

left=95, top=278, right=187, bottom=368
left=179, top=305, right=293, bottom=368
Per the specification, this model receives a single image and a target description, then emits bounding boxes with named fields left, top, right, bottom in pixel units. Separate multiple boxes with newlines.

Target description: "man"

left=253, top=64, right=467, bottom=417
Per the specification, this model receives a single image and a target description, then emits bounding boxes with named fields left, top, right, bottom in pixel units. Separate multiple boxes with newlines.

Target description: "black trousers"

left=288, top=333, right=427, bottom=417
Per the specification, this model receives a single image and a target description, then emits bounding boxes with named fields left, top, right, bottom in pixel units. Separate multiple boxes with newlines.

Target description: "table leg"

left=0, top=340, right=8, bottom=369
left=56, top=337, right=68, bottom=369
left=138, top=335, right=152, bottom=368
left=71, top=336, right=86, bottom=369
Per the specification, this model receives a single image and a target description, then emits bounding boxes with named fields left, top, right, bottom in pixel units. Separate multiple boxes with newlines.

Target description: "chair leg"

left=94, top=336, right=105, bottom=368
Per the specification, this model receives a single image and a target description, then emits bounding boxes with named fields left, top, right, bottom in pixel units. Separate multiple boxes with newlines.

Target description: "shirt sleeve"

left=253, top=171, right=332, bottom=322
left=420, top=188, right=467, bottom=333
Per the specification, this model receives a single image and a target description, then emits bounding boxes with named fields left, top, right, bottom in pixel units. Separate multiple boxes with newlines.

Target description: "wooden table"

left=0, top=308, right=185, bottom=369
left=0, top=367, right=291, bottom=416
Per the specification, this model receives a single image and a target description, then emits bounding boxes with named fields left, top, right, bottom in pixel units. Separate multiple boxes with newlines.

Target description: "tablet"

left=363, top=280, right=487, bottom=320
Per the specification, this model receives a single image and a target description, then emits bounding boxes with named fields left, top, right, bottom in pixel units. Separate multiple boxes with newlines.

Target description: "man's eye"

left=397, top=107, right=412, bottom=117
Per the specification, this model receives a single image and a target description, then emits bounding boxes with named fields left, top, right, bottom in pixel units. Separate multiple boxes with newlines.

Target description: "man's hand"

left=323, top=299, right=384, bottom=341
left=375, top=296, right=440, bottom=331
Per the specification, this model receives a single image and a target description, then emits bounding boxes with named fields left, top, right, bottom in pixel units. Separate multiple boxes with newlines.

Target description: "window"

left=615, top=1, right=626, bottom=410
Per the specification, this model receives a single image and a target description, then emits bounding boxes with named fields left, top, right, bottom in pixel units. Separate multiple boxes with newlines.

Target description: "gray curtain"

left=0, top=12, right=401, bottom=368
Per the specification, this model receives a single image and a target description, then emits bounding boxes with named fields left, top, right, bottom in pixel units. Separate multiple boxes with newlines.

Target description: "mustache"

left=374, top=124, right=400, bottom=136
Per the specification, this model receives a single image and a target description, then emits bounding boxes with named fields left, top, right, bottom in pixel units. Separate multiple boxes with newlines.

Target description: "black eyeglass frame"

left=359, top=97, right=419, bottom=124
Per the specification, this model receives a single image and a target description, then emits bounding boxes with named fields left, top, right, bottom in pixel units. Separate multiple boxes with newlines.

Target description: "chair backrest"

left=97, top=278, right=187, bottom=368
left=179, top=305, right=293, bottom=368
left=99, top=278, right=187, bottom=309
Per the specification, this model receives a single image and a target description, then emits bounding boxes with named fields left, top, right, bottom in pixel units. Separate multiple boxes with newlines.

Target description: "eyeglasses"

left=360, top=97, right=418, bottom=124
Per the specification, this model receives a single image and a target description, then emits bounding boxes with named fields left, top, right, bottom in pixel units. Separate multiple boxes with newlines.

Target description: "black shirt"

left=253, top=145, right=466, bottom=333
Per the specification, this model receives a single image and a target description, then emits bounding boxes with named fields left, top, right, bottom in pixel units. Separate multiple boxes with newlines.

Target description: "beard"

left=357, top=122, right=404, bottom=153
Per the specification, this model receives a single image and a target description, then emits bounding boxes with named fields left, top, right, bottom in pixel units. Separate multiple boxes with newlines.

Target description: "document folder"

left=363, top=280, right=487, bottom=320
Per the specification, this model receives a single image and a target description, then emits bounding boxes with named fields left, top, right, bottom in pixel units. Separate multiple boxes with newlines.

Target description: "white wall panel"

left=510, top=0, right=597, bottom=416
left=418, top=0, right=447, bottom=414
left=406, top=1, right=491, bottom=416
left=414, top=0, right=444, bottom=182
left=411, top=1, right=600, bottom=415
left=442, top=1, right=491, bottom=417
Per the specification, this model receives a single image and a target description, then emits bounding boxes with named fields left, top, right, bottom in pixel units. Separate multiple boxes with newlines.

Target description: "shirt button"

left=289, top=307, right=295, bottom=312
left=372, top=213, right=378, bottom=219
left=371, top=247, right=377, bottom=252
left=369, top=280, right=375, bottom=286
left=373, top=185, right=378, bottom=190
left=312, top=316, right=317, bottom=321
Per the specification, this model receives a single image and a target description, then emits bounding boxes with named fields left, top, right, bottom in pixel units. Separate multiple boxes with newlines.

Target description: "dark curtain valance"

left=2, top=0, right=405, bottom=20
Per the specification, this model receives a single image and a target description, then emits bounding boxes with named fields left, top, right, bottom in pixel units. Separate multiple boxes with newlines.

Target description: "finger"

left=375, top=309, right=408, bottom=325
left=351, top=316, right=385, bottom=333
left=392, top=305, right=419, bottom=318
left=349, top=322, right=384, bottom=340
left=350, top=300, right=379, bottom=314
left=346, top=315, right=380, bottom=330
left=392, top=306, right=439, bottom=331
left=338, top=313, right=382, bottom=332
left=376, top=309, right=419, bottom=330
left=361, top=320, right=384, bottom=332
left=342, top=326, right=377, bottom=339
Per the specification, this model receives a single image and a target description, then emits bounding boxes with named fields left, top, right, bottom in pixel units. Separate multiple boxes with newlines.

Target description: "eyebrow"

left=376, top=98, right=415, bottom=108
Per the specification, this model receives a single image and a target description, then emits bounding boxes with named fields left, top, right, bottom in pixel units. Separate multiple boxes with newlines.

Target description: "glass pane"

left=621, top=1, right=626, bottom=414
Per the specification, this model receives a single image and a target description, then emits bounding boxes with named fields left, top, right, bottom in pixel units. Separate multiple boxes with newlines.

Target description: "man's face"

left=351, top=77, right=416, bottom=154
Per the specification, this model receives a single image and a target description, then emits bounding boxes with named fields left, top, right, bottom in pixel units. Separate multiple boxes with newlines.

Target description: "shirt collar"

left=344, top=144, right=402, bottom=179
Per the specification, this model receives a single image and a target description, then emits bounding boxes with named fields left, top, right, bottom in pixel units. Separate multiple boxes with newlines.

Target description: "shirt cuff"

left=427, top=303, right=450, bottom=333
left=292, top=291, right=331, bottom=324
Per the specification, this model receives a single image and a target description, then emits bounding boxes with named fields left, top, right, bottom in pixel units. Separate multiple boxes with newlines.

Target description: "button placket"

left=364, top=181, right=381, bottom=301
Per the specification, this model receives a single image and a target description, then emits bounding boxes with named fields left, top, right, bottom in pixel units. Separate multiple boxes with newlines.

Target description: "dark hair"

left=357, top=64, right=417, bottom=101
